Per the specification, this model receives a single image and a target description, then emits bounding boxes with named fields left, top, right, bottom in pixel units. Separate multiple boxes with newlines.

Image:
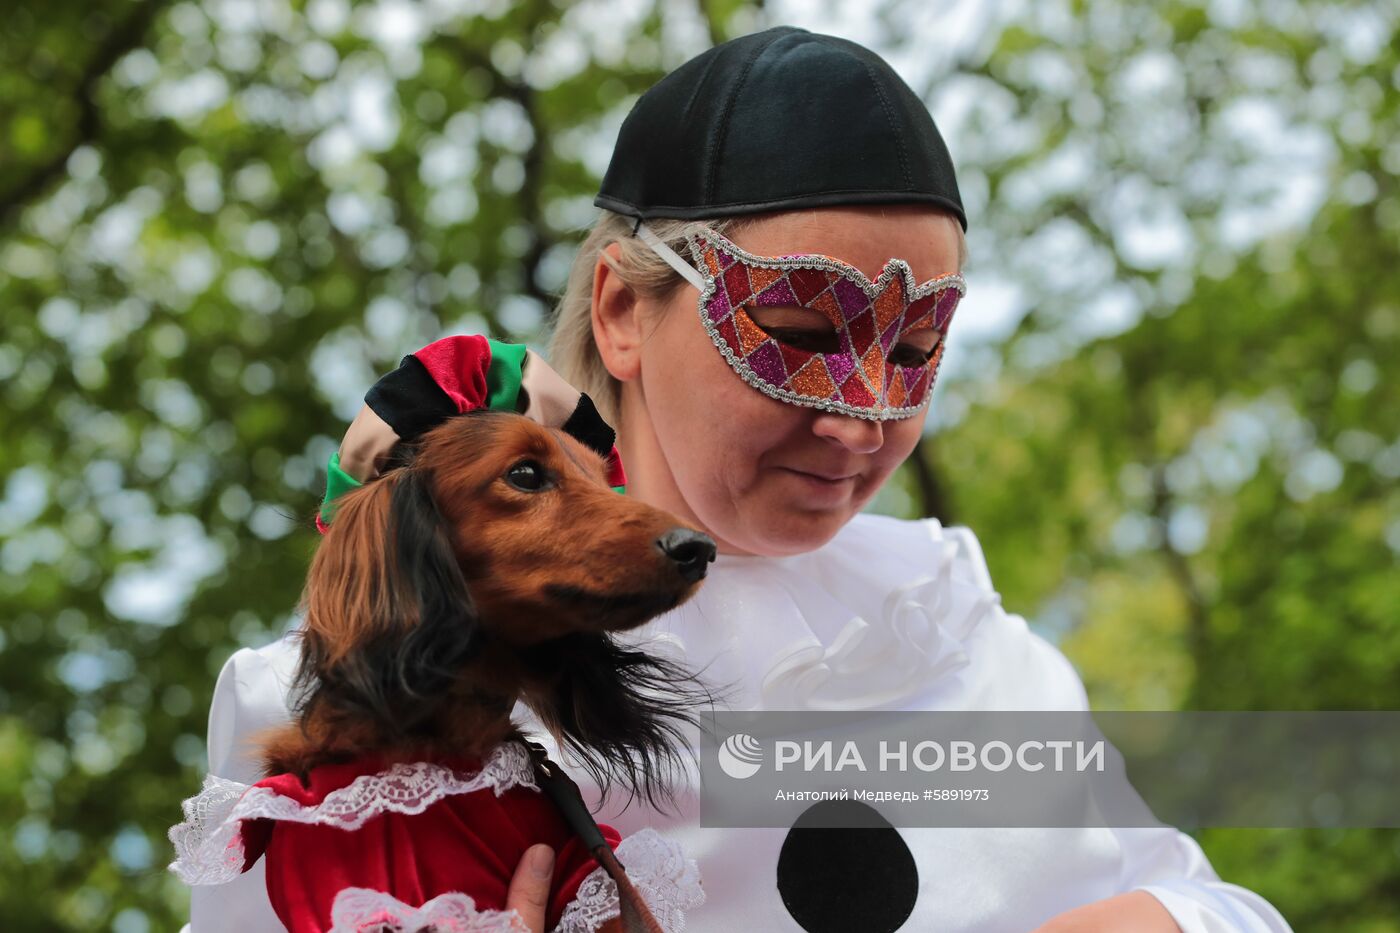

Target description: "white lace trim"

left=168, top=773, right=250, bottom=885
left=555, top=828, right=705, bottom=933
left=168, top=742, right=538, bottom=885
left=330, top=888, right=532, bottom=933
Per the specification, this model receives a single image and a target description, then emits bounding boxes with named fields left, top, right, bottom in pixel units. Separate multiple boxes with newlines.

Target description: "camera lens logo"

left=717, top=733, right=764, bottom=780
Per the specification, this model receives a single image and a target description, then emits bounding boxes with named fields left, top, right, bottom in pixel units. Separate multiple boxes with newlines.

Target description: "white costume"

left=185, top=513, right=1291, bottom=932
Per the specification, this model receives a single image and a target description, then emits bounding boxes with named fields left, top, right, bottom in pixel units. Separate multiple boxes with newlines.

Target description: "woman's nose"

left=810, top=412, right=884, bottom=453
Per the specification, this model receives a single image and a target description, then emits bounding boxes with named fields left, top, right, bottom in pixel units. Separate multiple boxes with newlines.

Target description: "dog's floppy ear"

left=294, top=465, right=479, bottom=737
left=521, top=633, right=719, bottom=812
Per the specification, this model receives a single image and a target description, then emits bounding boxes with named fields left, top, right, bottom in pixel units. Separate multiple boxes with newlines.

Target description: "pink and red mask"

left=636, top=222, right=965, bottom=420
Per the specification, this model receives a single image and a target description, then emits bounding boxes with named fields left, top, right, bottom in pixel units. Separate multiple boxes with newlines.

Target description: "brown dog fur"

left=259, top=410, right=718, bottom=810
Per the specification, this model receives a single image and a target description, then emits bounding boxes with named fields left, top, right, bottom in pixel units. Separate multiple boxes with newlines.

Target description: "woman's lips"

left=788, top=469, right=856, bottom=482
left=778, top=467, right=858, bottom=494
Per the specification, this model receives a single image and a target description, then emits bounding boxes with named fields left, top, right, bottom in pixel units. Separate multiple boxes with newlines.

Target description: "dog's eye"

left=504, top=459, right=550, bottom=491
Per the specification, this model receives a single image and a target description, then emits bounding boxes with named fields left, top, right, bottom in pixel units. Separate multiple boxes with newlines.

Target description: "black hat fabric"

left=595, top=26, right=967, bottom=231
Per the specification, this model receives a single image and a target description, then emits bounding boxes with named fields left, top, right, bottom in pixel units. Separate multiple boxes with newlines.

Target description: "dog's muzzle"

left=656, top=528, right=717, bottom=583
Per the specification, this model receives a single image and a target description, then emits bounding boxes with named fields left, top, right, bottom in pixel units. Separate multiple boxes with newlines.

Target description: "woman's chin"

left=736, top=504, right=852, bottom=557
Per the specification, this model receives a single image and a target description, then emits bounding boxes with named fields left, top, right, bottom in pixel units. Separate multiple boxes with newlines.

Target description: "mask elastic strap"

left=634, top=220, right=707, bottom=292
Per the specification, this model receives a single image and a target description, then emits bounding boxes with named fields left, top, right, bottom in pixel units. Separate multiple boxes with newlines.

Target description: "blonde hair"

left=546, top=209, right=968, bottom=426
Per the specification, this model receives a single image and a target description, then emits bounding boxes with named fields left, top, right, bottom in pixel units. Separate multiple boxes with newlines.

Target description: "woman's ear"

left=296, top=467, right=479, bottom=736
left=592, top=241, right=645, bottom=382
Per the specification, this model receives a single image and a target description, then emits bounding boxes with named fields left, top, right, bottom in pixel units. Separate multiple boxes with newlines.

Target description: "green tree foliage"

left=1, top=0, right=1395, bottom=929
left=913, top=2, right=1400, bottom=927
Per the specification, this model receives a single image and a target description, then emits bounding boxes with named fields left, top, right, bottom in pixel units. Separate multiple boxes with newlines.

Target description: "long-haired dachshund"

left=265, top=408, right=717, bottom=801
left=179, top=409, right=718, bottom=933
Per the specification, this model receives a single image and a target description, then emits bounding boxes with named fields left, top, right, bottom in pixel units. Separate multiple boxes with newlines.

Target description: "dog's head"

left=410, top=410, right=714, bottom=641
left=282, top=410, right=718, bottom=805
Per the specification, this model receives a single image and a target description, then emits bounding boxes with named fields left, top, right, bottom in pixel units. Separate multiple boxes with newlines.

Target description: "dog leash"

left=525, top=740, right=667, bottom=933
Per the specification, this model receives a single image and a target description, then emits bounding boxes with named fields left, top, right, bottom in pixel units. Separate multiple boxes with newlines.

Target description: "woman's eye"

left=762, top=326, right=840, bottom=354
left=746, top=306, right=842, bottom=354
left=504, top=460, right=550, bottom=491
left=888, top=340, right=938, bottom=368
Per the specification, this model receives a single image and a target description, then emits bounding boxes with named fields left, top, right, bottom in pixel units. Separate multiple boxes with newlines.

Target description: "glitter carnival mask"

left=635, top=222, right=966, bottom=420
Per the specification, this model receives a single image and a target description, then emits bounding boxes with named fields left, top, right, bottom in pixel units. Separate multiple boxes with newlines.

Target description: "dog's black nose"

left=657, top=528, right=717, bottom=583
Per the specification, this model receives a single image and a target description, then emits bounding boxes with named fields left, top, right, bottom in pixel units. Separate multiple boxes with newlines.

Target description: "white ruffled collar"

left=621, top=514, right=1002, bottom=711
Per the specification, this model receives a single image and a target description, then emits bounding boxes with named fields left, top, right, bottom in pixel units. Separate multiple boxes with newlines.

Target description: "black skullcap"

left=595, top=26, right=967, bottom=231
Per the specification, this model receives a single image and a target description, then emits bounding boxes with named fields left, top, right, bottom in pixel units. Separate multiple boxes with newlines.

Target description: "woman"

left=186, top=26, right=1291, bottom=932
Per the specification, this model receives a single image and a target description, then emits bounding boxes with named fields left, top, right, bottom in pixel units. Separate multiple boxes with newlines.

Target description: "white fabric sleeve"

left=944, top=523, right=1293, bottom=932
left=1063, top=645, right=1292, bottom=930
left=186, top=641, right=301, bottom=932
left=1121, top=831, right=1293, bottom=932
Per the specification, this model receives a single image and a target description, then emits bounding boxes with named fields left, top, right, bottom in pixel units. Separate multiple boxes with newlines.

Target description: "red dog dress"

left=170, top=742, right=703, bottom=932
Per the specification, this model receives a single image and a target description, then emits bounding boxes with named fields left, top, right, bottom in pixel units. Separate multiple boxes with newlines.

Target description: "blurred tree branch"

left=909, top=436, right=954, bottom=523
left=437, top=15, right=557, bottom=324
left=1150, top=463, right=1211, bottom=671
left=0, top=0, right=168, bottom=231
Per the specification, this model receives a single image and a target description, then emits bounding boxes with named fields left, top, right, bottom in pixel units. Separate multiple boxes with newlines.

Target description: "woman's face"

left=594, top=205, right=963, bottom=557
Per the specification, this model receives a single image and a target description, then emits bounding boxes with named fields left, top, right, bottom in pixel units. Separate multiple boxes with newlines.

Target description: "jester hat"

left=318, top=335, right=626, bottom=533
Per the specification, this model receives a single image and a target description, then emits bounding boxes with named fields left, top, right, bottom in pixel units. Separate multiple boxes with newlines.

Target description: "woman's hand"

left=505, top=844, right=626, bottom=933
left=1031, top=891, right=1183, bottom=932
